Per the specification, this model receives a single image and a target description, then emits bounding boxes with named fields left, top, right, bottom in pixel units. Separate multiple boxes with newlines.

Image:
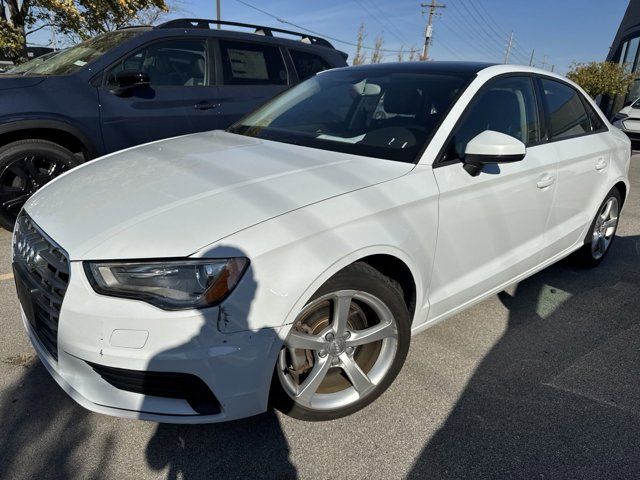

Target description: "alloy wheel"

left=591, top=196, right=619, bottom=260
left=0, top=154, right=69, bottom=222
left=277, top=290, right=399, bottom=411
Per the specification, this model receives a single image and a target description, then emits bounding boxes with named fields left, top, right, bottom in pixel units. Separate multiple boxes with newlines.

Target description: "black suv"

left=0, top=19, right=347, bottom=229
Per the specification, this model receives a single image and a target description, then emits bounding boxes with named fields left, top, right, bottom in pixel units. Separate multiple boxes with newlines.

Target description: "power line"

left=441, top=5, right=504, bottom=60
left=466, top=0, right=547, bottom=65
left=368, top=0, right=412, bottom=43
left=446, top=1, right=506, bottom=58
left=438, top=17, right=497, bottom=61
left=234, top=0, right=406, bottom=53
left=356, top=0, right=411, bottom=45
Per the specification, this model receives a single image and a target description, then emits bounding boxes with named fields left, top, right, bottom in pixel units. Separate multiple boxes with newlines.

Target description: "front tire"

left=0, top=139, right=80, bottom=230
left=271, top=262, right=411, bottom=421
left=573, top=187, right=622, bottom=268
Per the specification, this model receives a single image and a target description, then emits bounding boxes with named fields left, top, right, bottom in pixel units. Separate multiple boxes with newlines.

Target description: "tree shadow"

left=0, top=358, right=115, bottom=480
left=408, top=235, right=640, bottom=479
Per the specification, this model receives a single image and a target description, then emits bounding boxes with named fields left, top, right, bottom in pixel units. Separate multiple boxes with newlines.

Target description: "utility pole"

left=420, top=0, right=445, bottom=61
left=528, top=48, right=535, bottom=66
left=504, top=31, right=513, bottom=64
left=216, top=0, right=221, bottom=29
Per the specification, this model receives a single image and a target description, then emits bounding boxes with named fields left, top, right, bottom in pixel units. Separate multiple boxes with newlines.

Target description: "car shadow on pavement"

left=146, top=411, right=296, bottom=480
left=0, top=359, right=115, bottom=480
left=143, top=245, right=298, bottom=479
left=407, top=234, right=640, bottom=479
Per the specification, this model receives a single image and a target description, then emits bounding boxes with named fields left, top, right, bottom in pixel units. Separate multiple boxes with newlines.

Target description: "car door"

left=427, top=75, right=559, bottom=321
left=97, top=37, right=218, bottom=153
left=215, top=40, right=290, bottom=128
left=537, top=77, right=615, bottom=257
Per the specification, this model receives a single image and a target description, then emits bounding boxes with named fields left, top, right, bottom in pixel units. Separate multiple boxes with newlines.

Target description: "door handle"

left=536, top=174, right=556, bottom=189
left=595, top=157, right=608, bottom=171
left=194, top=102, right=219, bottom=110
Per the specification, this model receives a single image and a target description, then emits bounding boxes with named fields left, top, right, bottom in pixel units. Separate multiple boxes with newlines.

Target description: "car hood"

left=25, top=131, right=414, bottom=260
left=626, top=108, right=640, bottom=119
left=0, top=75, right=45, bottom=90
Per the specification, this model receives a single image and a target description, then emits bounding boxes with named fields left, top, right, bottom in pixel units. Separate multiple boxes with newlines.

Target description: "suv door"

left=98, top=38, right=215, bottom=152
left=538, top=78, right=614, bottom=256
left=428, top=75, right=558, bottom=321
left=215, top=40, right=290, bottom=127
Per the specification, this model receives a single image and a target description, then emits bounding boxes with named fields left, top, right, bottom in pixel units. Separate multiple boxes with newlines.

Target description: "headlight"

left=84, top=258, right=248, bottom=310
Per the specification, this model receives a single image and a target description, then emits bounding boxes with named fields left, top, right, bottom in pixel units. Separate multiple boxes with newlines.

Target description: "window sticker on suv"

left=227, top=49, right=269, bottom=80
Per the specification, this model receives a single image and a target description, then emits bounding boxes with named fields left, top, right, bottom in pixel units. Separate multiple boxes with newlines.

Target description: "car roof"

left=332, top=61, right=497, bottom=75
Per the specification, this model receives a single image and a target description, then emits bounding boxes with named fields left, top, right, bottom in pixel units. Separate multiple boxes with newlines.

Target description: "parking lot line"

left=0, top=273, right=13, bottom=281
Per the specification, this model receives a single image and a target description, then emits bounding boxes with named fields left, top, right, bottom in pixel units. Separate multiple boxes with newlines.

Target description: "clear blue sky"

left=31, top=0, right=630, bottom=74
left=190, top=0, right=629, bottom=73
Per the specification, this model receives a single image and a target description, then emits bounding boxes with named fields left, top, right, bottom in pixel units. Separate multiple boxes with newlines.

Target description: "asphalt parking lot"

left=0, top=156, right=639, bottom=480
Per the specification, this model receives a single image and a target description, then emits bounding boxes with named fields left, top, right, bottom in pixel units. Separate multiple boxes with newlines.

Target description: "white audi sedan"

left=13, top=62, right=630, bottom=423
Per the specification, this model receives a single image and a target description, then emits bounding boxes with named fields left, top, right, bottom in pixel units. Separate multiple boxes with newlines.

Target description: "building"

left=603, top=0, right=640, bottom=115
left=0, top=46, right=54, bottom=71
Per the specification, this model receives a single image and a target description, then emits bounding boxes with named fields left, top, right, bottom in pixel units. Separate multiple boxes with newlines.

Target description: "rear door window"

left=289, top=49, right=330, bottom=80
left=219, top=40, right=287, bottom=85
left=540, top=78, right=591, bottom=139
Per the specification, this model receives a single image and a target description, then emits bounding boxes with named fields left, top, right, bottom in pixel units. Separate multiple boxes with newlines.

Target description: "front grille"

left=12, top=213, right=70, bottom=361
left=87, top=362, right=222, bottom=415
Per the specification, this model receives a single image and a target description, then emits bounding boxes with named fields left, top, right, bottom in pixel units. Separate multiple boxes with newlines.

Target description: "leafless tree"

left=352, top=22, right=367, bottom=65
left=370, top=34, right=384, bottom=64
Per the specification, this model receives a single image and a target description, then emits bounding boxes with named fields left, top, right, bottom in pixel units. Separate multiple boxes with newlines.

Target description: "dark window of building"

left=541, top=79, right=591, bottom=139
left=290, top=50, right=330, bottom=80
left=219, top=41, right=287, bottom=85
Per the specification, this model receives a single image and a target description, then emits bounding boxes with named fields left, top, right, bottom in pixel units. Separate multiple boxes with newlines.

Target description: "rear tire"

left=271, top=262, right=411, bottom=421
left=0, top=139, right=80, bottom=230
left=573, top=187, right=622, bottom=268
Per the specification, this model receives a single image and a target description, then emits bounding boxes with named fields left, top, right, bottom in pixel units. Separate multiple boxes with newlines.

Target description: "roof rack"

left=155, top=19, right=335, bottom=49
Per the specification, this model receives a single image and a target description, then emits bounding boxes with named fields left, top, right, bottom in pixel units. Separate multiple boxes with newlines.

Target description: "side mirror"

left=112, top=70, right=151, bottom=96
left=463, top=130, right=526, bottom=177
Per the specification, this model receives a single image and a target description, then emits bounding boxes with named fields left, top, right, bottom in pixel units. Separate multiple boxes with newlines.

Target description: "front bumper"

left=614, top=118, right=640, bottom=142
left=19, top=261, right=284, bottom=424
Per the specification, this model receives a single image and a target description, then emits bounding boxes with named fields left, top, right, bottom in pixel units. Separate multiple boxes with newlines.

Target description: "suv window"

left=106, top=39, right=208, bottom=87
left=540, top=78, right=591, bottom=139
left=290, top=49, right=330, bottom=80
left=219, top=41, right=287, bottom=85
left=25, top=31, right=141, bottom=76
left=444, top=76, right=540, bottom=161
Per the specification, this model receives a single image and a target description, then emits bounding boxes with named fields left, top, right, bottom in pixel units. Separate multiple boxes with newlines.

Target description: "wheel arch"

left=613, top=180, right=628, bottom=207
left=0, top=120, right=99, bottom=160
left=287, top=246, right=423, bottom=328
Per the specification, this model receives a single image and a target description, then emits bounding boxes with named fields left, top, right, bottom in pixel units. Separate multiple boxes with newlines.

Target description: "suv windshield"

left=24, top=30, right=143, bottom=76
left=228, top=68, right=470, bottom=162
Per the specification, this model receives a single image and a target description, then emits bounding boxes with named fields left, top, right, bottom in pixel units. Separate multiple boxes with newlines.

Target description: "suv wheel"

left=271, top=262, right=411, bottom=421
left=0, top=139, right=81, bottom=230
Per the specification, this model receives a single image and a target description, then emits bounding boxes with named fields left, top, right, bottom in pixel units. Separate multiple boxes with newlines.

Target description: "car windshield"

left=7, top=50, right=62, bottom=74
left=228, top=68, right=471, bottom=162
left=24, top=30, right=143, bottom=76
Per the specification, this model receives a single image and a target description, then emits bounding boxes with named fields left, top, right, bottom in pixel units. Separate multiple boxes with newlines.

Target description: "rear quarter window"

left=289, top=49, right=330, bottom=81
